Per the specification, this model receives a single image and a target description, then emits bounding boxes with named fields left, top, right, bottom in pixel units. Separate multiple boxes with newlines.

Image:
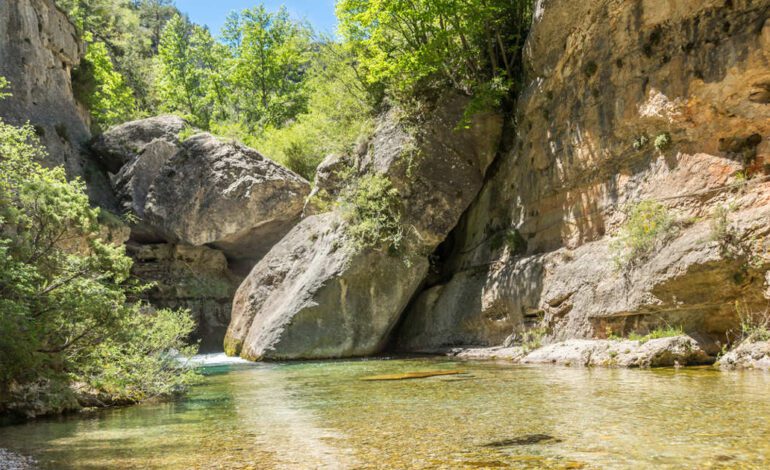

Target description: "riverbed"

left=1, top=355, right=769, bottom=468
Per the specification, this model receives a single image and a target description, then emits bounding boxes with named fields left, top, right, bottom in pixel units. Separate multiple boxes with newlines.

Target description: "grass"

left=627, top=325, right=684, bottom=344
left=735, top=301, right=770, bottom=343
left=607, top=324, right=684, bottom=344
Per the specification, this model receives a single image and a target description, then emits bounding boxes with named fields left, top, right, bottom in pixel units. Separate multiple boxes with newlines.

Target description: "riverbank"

left=442, top=336, right=770, bottom=370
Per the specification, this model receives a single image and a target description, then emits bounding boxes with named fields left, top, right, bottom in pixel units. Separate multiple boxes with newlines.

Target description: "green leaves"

left=226, top=6, right=312, bottom=127
left=340, top=174, right=405, bottom=252
left=337, top=0, right=533, bottom=102
left=0, top=96, right=197, bottom=415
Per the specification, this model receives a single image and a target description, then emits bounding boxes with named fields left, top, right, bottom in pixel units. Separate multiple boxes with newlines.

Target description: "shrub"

left=734, top=301, right=770, bottom=343
left=521, top=326, right=547, bottom=353
left=337, top=0, right=533, bottom=102
left=75, top=38, right=137, bottom=131
left=177, top=124, right=197, bottom=142
left=654, top=132, right=672, bottom=151
left=0, top=85, right=197, bottom=415
left=632, top=135, right=649, bottom=150
left=611, top=201, right=677, bottom=268
left=339, top=174, right=404, bottom=252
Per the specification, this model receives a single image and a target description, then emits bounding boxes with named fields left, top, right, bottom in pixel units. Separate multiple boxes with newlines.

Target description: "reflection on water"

left=1, top=357, right=770, bottom=469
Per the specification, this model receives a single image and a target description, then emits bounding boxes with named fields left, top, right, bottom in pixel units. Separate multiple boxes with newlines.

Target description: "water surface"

left=1, top=356, right=769, bottom=469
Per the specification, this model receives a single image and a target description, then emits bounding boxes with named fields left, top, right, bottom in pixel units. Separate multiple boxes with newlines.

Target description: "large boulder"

left=225, top=93, right=503, bottom=360
left=93, top=116, right=187, bottom=241
left=91, top=115, right=188, bottom=173
left=144, top=133, right=310, bottom=265
left=225, top=214, right=429, bottom=360
left=91, top=117, right=311, bottom=266
left=521, top=337, right=714, bottom=368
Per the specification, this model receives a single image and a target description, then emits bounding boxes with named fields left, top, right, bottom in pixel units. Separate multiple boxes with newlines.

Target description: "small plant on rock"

left=521, top=326, right=547, bottom=353
left=709, top=204, right=740, bottom=255
left=628, top=325, right=684, bottom=344
left=340, top=173, right=405, bottom=253
left=611, top=200, right=678, bottom=268
left=632, top=135, right=649, bottom=151
left=734, top=301, right=770, bottom=343
left=654, top=132, right=672, bottom=151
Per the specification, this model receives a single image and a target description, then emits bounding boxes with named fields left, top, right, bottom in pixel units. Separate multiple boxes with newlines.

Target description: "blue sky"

left=175, top=1, right=339, bottom=37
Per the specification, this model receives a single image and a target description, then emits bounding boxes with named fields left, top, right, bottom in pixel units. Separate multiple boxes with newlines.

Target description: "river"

left=1, top=354, right=769, bottom=468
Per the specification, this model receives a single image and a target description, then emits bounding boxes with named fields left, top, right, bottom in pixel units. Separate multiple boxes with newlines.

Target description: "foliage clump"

left=337, top=0, right=533, bottom=101
left=611, top=201, right=678, bottom=268
left=0, top=88, right=197, bottom=416
left=627, top=325, right=684, bottom=344
left=654, top=132, right=672, bottom=151
left=340, top=174, right=404, bottom=252
left=74, top=38, right=137, bottom=130
left=734, top=301, right=770, bottom=343
left=632, top=135, right=649, bottom=151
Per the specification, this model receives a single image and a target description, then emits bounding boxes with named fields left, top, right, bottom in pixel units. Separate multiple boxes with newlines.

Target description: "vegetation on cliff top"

left=55, top=0, right=532, bottom=179
left=0, top=79, right=197, bottom=417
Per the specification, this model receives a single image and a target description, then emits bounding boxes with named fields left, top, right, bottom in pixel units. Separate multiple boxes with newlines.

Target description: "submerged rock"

left=360, top=370, right=466, bottom=381
left=0, top=449, right=35, bottom=470
left=482, top=434, right=561, bottom=447
left=719, top=341, right=770, bottom=370
left=226, top=93, right=503, bottom=360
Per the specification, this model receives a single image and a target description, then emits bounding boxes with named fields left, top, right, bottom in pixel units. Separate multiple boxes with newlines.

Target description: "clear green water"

left=2, top=356, right=770, bottom=469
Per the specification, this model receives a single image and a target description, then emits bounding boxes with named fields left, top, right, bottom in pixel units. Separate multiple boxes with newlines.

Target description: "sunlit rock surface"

left=397, top=0, right=770, bottom=352
left=92, top=117, right=311, bottom=266
left=226, top=93, right=503, bottom=360
left=719, top=340, right=770, bottom=370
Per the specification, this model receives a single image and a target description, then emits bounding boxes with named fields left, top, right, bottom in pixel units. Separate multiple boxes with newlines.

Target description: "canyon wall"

left=397, top=0, right=770, bottom=351
left=0, top=0, right=111, bottom=204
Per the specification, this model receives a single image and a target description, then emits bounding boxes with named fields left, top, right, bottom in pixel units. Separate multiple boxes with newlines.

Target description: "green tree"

left=252, top=42, right=373, bottom=179
left=76, top=39, right=137, bottom=129
left=225, top=7, right=312, bottom=127
left=155, top=14, right=210, bottom=125
left=0, top=81, right=197, bottom=416
left=57, top=0, right=181, bottom=116
left=135, top=0, right=178, bottom=53
left=337, top=0, right=533, bottom=102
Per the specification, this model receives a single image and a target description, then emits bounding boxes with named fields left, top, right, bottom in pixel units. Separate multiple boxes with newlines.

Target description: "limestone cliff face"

left=0, top=0, right=94, bottom=184
left=397, top=0, right=770, bottom=351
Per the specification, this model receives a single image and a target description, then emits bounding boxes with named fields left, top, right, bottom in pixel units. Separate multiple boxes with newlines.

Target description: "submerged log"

left=359, top=370, right=467, bottom=381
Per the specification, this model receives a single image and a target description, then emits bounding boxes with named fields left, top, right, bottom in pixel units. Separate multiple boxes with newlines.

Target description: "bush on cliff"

left=0, top=83, right=198, bottom=417
left=611, top=201, right=678, bottom=269
left=339, top=173, right=404, bottom=252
